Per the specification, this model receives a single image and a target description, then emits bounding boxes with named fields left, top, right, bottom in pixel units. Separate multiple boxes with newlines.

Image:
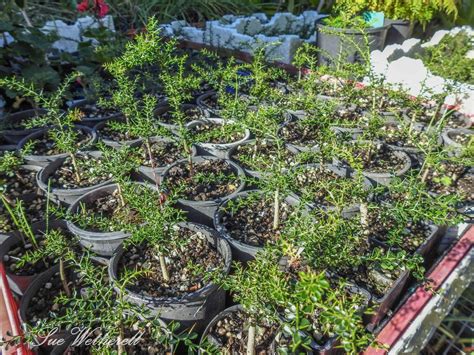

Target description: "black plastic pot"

left=1, top=108, right=54, bottom=144
left=153, top=103, right=206, bottom=131
left=19, top=264, right=75, bottom=353
left=49, top=311, right=172, bottom=354
left=441, top=128, right=473, bottom=155
left=186, top=118, right=252, bottom=158
left=16, top=125, right=98, bottom=167
left=214, top=190, right=304, bottom=262
left=196, top=91, right=220, bottom=116
left=108, top=222, right=232, bottom=332
left=0, top=143, right=17, bottom=152
left=333, top=141, right=412, bottom=186
left=293, top=163, right=373, bottom=218
left=93, top=117, right=142, bottom=148
left=199, top=304, right=279, bottom=354
left=309, top=282, right=370, bottom=354
left=225, top=139, right=300, bottom=179
left=161, top=156, right=246, bottom=226
left=0, top=220, right=67, bottom=296
left=137, top=137, right=197, bottom=185
left=316, top=24, right=389, bottom=66
left=384, top=19, right=413, bottom=45
left=69, top=99, right=123, bottom=127
left=278, top=117, right=323, bottom=153
left=36, top=152, right=113, bottom=205
left=363, top=268, right=410, bottom=331
left=370, top=224, right=442, bottom=258
left=66, top=183, right=151, bottom=256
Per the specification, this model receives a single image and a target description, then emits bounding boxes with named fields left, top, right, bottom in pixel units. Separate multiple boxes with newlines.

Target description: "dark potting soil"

left=190, top=122, right=245, bottom=145
left=50, top=155, right=110, bottom=189
left=1, top=168, right=39, bottom=199
left=207, top=310, right=277, bottom=354
left=123, top=324, right=170, bottom=354
left=294, top=166, right=367, bottom=208
left=343, top=263, right=402, bottom=299
left=99, top=123, right=139, bottom=142
left=139, top=140, right=185, bottom=168
left=231, top=140, right=296, bottom=172
left=424, top=163, right=474, bottom=202
left=77, top=103, right=121, bottom=120
left=221, top=195, right=294, bottom=247
left=4, top=227, right=70, bottom=276
left=165, top=159, right=240, bottom=201
left=30, top=132, right=92, bottom=156
left=26, top=269, right=81, bottom=326
left=279, top=120, right=324, bottom=147
left=120, top=227, right=224, bottom=298
left=155, top=107, right=203, bottom=124
left=372, top=220, right=433, bottom=254
left=345, top=143, right=406, bottom=173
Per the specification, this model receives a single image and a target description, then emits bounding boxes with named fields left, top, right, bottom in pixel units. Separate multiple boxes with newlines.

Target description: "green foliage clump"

left=422, top=31, right=474, bottom=85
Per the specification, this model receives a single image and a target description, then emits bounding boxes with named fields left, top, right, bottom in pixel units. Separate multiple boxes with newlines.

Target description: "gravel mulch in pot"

left=206, top=309, right=278, bottom=354
left=164, top=159, right=240, bottom=201
left=220, top=194, right=297, bottom=247
left=119, top=227, right=224, bottom=298
left=0, top=195, right=50, bottom=233
left=3, top=110, right=49, bottom=130
left=49, top=154, right=110, bottom=189
left=199, top=93, right=220, bottom=112
left=342, top=261, right=405, bottom=299
left=122, top=322, right=171, bottom=354
left=406, top=106, right=472, bottom=129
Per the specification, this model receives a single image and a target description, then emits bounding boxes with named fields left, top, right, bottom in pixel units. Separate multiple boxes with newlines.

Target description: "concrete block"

left=235, top=17, right=263, bottom=36
left=422, top=29, right=449, bottom=48
left=181, top=26, right=205, bottom=43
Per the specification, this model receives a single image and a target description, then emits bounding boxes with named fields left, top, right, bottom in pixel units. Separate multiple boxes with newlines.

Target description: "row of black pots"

left=0, top=162, right=447, bottom=354
left=12, top=221, right=231, bottom=343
